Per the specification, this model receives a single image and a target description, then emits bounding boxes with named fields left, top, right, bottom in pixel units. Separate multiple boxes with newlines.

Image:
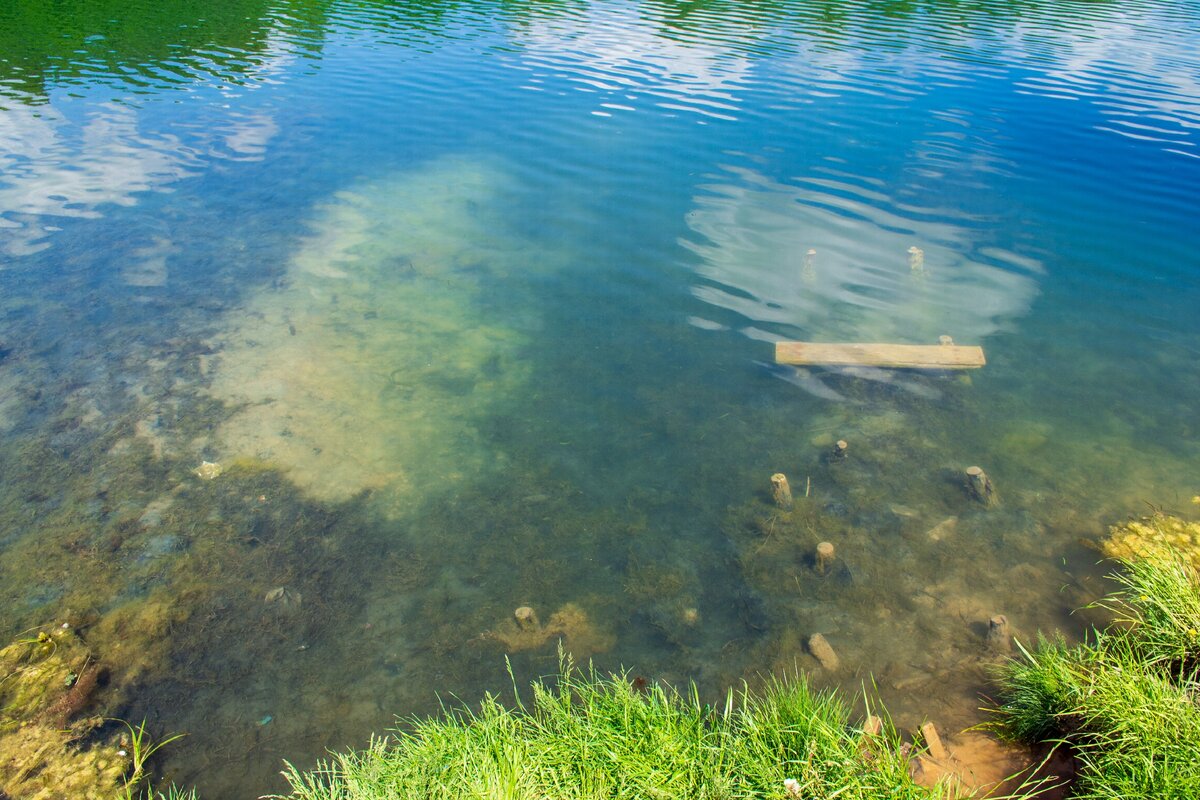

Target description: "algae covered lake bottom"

left=1, top=0, right=1199, bottom=796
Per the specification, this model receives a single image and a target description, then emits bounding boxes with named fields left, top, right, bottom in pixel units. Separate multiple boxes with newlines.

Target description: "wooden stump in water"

left=832, top=439, right=849, bottom=459
left=816, top=541, right=836, bottom=575
left=908, top=245, right=925, bottom=274
left=771, top=473, right=793, bottom=509
left=987, top=614, right=1011, bottom=653
left=965, top=466, right=997, bottom=506
left=514, top=606, right=540, bottom=631
left=808, top=633, right=840, bottom=671
left=920, top=721, right=948, bottom=760
left=801, top=248, right=817, bottom=282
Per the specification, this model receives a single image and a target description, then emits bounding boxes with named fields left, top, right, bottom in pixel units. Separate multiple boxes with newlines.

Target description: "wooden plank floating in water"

left=775, top=341, right=986, bottom=370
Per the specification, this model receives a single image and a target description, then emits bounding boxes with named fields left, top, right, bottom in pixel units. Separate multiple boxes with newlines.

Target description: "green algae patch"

left=0, top=626, right=126, bottom=799
left=1101, top=512, right=1200, bottom=569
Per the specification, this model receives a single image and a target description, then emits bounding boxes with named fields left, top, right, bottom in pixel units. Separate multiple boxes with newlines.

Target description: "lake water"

left=1, top=0, right=1198, bottom=795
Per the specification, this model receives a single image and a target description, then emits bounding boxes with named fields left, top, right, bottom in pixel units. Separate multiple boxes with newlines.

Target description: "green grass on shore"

left=989, top=546, right=1200, bottom=799
left=270, top=653, right=953, bottom=800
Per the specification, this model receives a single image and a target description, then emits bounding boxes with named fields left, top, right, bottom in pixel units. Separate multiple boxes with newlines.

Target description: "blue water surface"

left=1, top=0, right=1198, bottom=796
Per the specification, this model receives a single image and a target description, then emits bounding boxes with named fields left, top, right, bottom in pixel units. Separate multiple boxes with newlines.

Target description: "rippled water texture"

left=1, top=0, right=1199, bottom=796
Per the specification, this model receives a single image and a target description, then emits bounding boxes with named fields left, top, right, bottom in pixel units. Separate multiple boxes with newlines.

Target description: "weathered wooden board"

left=774, top=341, right=985, bottom=369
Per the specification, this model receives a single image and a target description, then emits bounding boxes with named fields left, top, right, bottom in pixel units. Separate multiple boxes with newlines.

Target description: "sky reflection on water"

left=1, top=1, right=1198, bottom=797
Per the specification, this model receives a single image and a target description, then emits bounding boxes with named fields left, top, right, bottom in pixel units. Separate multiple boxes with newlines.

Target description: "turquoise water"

left=1, top=0, right=1199, bottom=795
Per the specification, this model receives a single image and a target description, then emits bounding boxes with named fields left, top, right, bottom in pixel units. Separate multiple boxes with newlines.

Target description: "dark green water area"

left=1, top=0, right=1198, bottom=795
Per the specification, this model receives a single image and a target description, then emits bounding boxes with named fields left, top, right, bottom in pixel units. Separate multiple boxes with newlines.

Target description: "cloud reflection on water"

left=683, top=163, right=1042, bottom=346
left=1004, top=10, right=1200, bottom=158
left=509, top=3, right=758, bottom=121
left=0, top=104, right=198, bottom=258
left=0, top=24, right=298, bottom=262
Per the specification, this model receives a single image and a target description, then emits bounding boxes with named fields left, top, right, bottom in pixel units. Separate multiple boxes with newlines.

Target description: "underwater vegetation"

left=0, top=625, right=124, bottom=798
left=1099, top=509, right=1200, bottom=569
left=483, top=603, right=616, bottom=660
left=269, top=653, right=961, bottom=800
left=989, top=531, right=1200, bottom=799
left=258, top=515, right=1200, bottom=800
left=713, top=406, right=1087, bottom=734
left=203, top=155, right=540, bottom=508
left=0, top=624, right=192, bottom=799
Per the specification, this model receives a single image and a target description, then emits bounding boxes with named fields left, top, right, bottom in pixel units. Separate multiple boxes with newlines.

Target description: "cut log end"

left=965, top=466, right=998, bottom=506
left=816, top=541, right=835, bottom=575
left=514, top=606, right=540, bottom=630
left=770, top=473, right=794, bottom=509
left=987, top=614, right=1011, bottom=652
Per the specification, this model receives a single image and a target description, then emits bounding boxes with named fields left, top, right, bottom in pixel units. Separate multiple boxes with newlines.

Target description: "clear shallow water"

left=1, top=0, right=1198, bottom=795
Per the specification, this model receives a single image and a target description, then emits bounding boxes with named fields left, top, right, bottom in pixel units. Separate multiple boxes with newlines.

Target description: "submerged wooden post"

left=816, top=541, right=836, bottom=575
left=987, top=614, right=1011, bottom=653
left=965, top=466, right=997, bottom=506
left=920, top=721, right=947, bottom=760
left=514, top=606, right=540, bottom=631
left=908, top=245, right=925, bottom=275
left=801, top=248, right=817, bottom=282
left=771, top=473, right=794, bottom=509
left=832, top=439, right=849, bottom=459
left=808, top=633, right=840, bottom=671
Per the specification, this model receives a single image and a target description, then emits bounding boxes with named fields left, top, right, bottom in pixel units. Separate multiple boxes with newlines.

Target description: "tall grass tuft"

left=988, top=635, right=1082, bottom=743
left=1100, top=547, right=1200, bottom=670
left=989, top=542, right=1200, bottom=799
left=271, top=654, right=953, bottom=800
